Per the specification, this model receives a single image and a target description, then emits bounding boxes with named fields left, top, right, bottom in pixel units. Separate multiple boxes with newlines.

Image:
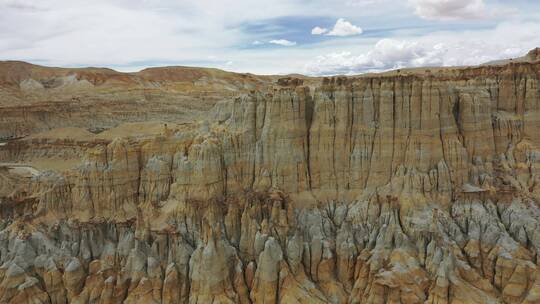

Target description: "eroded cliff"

left=0, top=53, right=540, bottom=303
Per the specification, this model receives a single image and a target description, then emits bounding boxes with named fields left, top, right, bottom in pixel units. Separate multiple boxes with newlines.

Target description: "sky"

left=1, top=0, right=540, bottom=75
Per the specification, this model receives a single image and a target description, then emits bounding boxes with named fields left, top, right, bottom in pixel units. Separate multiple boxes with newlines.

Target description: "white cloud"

left=304, top=21, right=540, bottom=75
left=0, top=0, right=313, bottom=68
left=252, top=40, right=263, bottom=45
left=326, top=18, right=363, bottom=36
left=269, top=39, right=297, bottom=46
left=408, top=0, right=487, bottom=20
left=305, top=39, right=436, bottom=75
left=0, top=0, right=46, bottom=11
left=311, top=26, right=328, bottom=35
left=0, top=0, right=533, bottom=75
left=346, top=0, right=387, bottom=7
left=0, top=0, right=246, bottom=67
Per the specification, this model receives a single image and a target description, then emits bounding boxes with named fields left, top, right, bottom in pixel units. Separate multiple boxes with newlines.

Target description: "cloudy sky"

left=1, top=0, right=540, bottom=75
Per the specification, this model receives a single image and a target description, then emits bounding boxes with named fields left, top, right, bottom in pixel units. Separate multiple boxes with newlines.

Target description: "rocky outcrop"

left=0, top=57, right=539, bottom=303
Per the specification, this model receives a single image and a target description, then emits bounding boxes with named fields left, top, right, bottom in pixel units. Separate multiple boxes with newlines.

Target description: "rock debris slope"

left=0, top=50, right=540, bottom=303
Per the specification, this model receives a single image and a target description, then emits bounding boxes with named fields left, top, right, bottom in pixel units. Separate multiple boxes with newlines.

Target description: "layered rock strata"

left=0, top=57, right=539, bottom=303
left=0, top=61, right=273, bottom=140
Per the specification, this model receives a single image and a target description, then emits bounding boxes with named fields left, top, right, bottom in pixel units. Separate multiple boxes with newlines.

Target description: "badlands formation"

left=0, top=48, right=539, bottom=303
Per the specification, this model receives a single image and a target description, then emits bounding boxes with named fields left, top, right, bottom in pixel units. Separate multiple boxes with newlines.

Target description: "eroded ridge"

left=0, top=59, right=539, bottom=303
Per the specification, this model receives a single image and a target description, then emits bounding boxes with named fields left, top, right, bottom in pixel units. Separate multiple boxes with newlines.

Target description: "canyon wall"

left=0, top=58, right=540, bottom=303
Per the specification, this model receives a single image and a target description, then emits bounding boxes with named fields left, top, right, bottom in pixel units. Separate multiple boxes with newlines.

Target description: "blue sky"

left=1, top=0, right=540, bottom=75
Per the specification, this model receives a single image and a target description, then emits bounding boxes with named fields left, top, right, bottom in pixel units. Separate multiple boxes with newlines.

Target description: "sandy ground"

left=26, top=121, right=186, bottom=142
left=0, top=163, right=40, bottom=177
left=95, top=121, right=184, bottom=139
left=27, top=158, right=81, bottom=172
left=27, top=127, right=96, bottom=140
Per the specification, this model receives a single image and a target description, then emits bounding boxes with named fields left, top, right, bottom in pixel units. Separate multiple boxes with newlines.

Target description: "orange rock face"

left=0, top=54, right=540, bottom=303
